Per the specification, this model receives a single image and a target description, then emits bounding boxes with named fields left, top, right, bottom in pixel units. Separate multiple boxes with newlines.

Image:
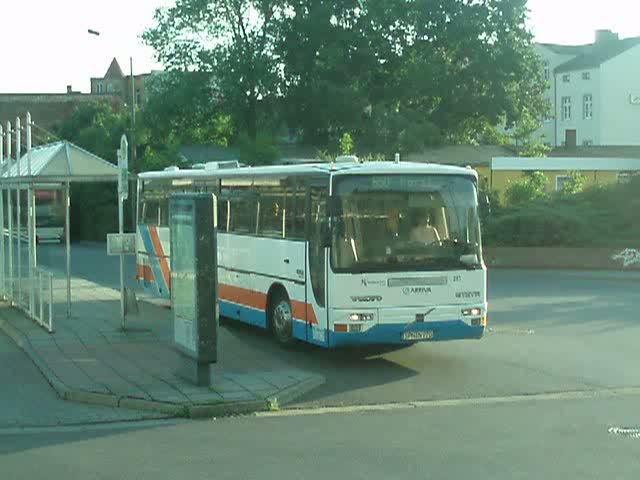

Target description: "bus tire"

left=269, top=289, right=294, bottom=345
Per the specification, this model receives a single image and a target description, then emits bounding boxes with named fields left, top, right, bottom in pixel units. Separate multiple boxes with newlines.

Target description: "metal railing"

left=34, top=267, right=54, bottom=333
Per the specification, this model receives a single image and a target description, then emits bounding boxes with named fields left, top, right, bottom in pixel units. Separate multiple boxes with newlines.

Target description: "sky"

left=0, top=0, right=639, bottom=94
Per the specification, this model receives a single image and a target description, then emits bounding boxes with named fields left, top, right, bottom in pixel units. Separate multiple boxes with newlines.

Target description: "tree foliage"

left=54, top=102, right=129, bottom=240
left=339, top=132, right=354, bottom=155
left=56, top=101, right=128, bottom=163
left=137, top=72, right=235, bottom=169
left=142, top=0, right=288, bottom=140
left=143, top=0, right=546, bottom=155
left=504, top=171, right=548, bottom=206
left=559, top=170, right=586, bottom=196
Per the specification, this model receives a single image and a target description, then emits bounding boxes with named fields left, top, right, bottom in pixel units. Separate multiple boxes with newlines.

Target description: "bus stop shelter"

left=0, top=135, right=119, bottom=331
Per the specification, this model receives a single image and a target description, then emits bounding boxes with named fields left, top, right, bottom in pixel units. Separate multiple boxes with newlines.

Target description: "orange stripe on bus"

left=291, top=300, right=319, bottom=324
left=136, top=264, right=154, bottom=281
left=149, top=225, right=171, bottom=291
left=219, top=284, right=267, bottom=311
left=219, top=283, right=318, bottom=324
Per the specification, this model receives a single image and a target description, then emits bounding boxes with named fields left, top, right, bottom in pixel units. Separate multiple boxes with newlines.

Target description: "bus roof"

left=138, top=161, right=478, bottom=181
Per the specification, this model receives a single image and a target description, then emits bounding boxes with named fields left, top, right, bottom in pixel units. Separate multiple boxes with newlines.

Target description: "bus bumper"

left=328, top=320, right=485, bottom=348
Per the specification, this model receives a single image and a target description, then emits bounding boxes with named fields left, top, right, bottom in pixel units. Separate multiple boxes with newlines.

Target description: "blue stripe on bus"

left=139, top=225, right=170, bottom=295
left=219, top=300, right=268, bottom=329
left=292, top=319, right=307, bottom=341
left=138, top=278, right=169, bottom=299
left=329, top=321, right=484, bottom=347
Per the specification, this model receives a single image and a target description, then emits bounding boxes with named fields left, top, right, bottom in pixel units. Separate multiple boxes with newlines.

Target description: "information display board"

left=170, top=194, right=218, bottom=365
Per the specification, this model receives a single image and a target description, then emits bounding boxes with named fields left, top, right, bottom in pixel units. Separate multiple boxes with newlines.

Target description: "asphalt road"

left=2, top=393, right=639, bottom=479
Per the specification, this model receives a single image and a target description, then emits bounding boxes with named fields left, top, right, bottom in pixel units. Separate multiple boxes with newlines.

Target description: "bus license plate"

left=403, top=330, right=434, bottom=341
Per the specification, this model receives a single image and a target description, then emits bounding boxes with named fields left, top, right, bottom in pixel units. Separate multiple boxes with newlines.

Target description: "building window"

left=97, top=82, right=103, bottom=94
left=562, top=96, right=572, bottom=121
left=135, top=88, right=141, bottom=105
left=583, top=94, right=593, bottom=120
left=562, top=74, right=570, bottom=83
left=556, top=175, right=570, bottom=191
left=107, top=83, right=113, bottom=93
left=543, top=62, right=550, bottom=82
left=582, top=139, right=594, bottom=146
left=582, top=71, right=591, bottom=80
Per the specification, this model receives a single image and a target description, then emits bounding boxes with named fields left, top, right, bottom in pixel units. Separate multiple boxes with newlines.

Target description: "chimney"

left=66, top=85, right=73, bottom=94
left=595, top=29, right=619, bottom=44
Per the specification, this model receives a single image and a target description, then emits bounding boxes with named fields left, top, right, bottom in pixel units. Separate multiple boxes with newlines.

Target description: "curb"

left=266, top=374, right=326, bottom=407
left=488, top=267, right=640, bottom=283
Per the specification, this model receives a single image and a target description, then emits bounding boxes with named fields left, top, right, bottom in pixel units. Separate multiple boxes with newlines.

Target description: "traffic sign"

left=118, top=134, right=129, bottom=200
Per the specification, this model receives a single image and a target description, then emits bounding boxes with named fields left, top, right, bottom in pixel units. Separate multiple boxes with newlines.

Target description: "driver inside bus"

left=381, top=207, right=401, bottom=255
left=410, top=212, right=441, bottom=244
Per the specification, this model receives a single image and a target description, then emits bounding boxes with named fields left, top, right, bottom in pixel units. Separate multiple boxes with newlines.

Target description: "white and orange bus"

left=136, top=158, right=487, bottom=348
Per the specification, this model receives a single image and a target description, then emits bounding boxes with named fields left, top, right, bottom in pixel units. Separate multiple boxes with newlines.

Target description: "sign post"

left=117, top=135, right=128, bottom=330
left=170, top=193, right=218, bottom=386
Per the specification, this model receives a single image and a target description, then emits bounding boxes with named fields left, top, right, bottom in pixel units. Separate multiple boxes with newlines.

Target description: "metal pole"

left=6, top=121, right=13, bottom=302
left=0, top=124, right=5, bottom=299
left=27, top=114, right=35, bottom=316
left=26, top=113, right=32, bottom=177
left=39, top=271, right=43, bottom=322
left=15, top=118, right=21, bottom=307
left=130, top=57, right=136, bottom=231
left=119, top=190, right=125, bottom=329
left=65, top=182, right=71, bottom=317
left=48, top=272, right=53, bottom=333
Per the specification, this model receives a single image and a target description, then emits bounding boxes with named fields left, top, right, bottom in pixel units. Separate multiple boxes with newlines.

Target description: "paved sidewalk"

left=0, top=278, right=324, bottom=418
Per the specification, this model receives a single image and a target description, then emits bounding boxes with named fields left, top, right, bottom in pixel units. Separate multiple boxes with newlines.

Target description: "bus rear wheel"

left=270, top=291, right=294, bottom=345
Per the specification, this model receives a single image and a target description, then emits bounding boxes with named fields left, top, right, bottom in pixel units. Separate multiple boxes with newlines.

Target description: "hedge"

left=482, top=176, right=640, bottom=248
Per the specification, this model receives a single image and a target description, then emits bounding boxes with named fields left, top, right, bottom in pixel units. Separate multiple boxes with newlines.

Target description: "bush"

left=504, top=171, right=548, bottom=206
left=483, top=176, right=640, bottom=248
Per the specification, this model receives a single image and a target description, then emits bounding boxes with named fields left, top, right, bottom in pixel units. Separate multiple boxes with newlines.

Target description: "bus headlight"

left=349, top=313, right=375, bottom=322
left=462, top=307, right=482, bottom=317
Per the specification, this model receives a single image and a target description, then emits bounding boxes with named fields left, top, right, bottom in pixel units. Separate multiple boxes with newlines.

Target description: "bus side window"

left=217, top=198, right=229, bottom=232
left=255, top=186, right=285, bottom=237
left=228, top=190, right=256, bottom=234
left=158, top=197, right=169, bottom=226
left=142, top=199, right=160, bottom=225
left=285, top=180, right=305, bottom=240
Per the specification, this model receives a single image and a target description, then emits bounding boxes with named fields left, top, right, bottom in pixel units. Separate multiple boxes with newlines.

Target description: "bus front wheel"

left=269, top=291, right=294, bottom=345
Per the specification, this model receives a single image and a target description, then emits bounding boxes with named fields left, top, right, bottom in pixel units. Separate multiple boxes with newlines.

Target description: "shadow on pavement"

left=0, top=421, right=181, bottom=456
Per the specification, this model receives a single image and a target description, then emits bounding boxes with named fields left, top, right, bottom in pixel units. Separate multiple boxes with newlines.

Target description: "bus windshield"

left=331, top=174, right=482, bottom=273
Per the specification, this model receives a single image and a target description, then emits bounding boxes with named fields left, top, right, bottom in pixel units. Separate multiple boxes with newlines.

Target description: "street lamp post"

left=88, top=29, right=137, bottom=228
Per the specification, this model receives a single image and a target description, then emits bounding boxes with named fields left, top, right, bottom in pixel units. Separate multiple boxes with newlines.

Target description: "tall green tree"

left=137, top=72, right=235, bottom=169
left=143, top=0, right=288, bottom=141
left=56, top=101, right=128, bottom=163
left=54, top=102, right=129, bottom=240
left=281, top=0, right=545, bottom=152
left=144, top=0, right=545, bottom=155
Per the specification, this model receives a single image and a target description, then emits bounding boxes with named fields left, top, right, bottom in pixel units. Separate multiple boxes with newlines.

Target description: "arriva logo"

left=402, top=287, right=432, bottom=295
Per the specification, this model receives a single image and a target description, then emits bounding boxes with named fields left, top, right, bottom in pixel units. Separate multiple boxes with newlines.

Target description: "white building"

left=535, top=30, right=640, bottom=147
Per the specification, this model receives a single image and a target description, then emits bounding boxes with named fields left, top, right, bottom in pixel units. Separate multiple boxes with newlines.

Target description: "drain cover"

left=608, top=427, right=640, bottom=438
